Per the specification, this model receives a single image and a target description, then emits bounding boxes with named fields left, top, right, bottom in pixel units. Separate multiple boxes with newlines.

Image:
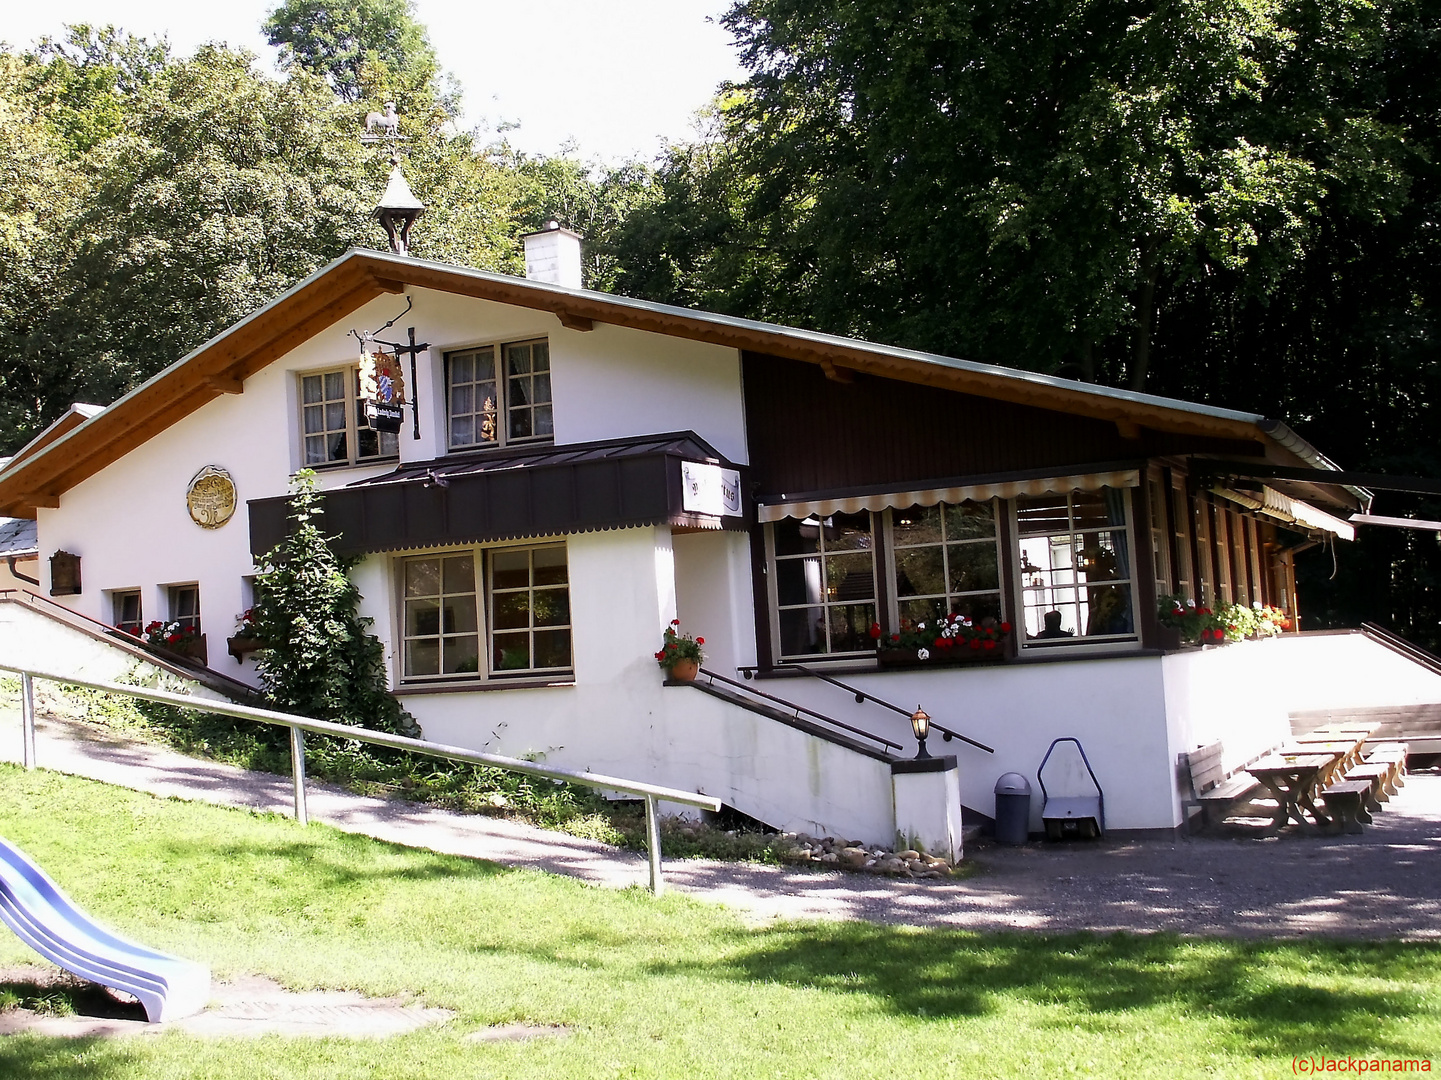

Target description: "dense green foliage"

left=3, top=767, right=1441, bottom=1078
left=601, top=0, right=1441, bottom=648
left=264, top=0, right=443, bottom=108
left=250, top=469, right=418, bottom=737
left=0, top=1, right=1436, bottom=645
left=0, top=20, right=617, bottom=452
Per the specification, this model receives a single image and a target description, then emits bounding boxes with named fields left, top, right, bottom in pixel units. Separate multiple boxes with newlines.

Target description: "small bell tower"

left=375, top=161, right=425, bottom=257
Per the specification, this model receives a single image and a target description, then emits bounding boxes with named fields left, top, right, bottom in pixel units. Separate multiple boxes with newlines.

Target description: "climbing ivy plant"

left=251, top=469, right=420, bottom=738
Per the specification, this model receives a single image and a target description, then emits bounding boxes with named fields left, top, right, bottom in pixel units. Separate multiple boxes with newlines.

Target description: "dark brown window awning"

left=248, top=432, right=749, bottom=559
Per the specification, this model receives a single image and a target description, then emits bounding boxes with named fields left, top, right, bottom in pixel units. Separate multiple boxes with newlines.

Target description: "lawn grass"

left=1, top=763, right=1439, bottom=1079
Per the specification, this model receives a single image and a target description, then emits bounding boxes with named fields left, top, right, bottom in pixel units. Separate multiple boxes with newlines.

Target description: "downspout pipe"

left=6, top=556, right=39, bottom=587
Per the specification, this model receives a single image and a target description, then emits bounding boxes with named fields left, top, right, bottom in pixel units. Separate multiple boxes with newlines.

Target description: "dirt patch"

left=0, top=966, right=454, bottom=1039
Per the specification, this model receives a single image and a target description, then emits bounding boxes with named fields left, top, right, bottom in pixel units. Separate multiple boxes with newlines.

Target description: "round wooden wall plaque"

left=186, top=466, right=237, bottom=529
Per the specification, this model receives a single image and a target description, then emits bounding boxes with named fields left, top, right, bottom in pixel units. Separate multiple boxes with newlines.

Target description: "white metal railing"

left=3, top=665, right=721, bottom=895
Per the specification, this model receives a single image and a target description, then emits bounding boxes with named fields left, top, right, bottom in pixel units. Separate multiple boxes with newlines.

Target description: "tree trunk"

left=1079, top=338, right=1095, bottom=383
left=1130, top=245, right=1160, bottom=391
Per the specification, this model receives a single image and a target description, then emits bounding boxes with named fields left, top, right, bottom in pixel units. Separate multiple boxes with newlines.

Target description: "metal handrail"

left=697, top=667, right=904, bottom=754
left=2, top=663, right=720, bottom=896
left=736, top=664, right=995, bottom=754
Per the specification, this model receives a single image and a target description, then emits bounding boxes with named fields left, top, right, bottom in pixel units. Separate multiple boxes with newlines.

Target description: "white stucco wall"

left=32, top=285, right=746, bottom=681
left=742, top=656, right=1177, bottom=832
left=372, top=525, right=892, bottom=843
left=672, top=530, right=758, bottom=679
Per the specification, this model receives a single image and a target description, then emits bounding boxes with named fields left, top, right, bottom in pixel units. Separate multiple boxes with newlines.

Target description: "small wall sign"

left=186, top=465, right=237, bottom=529
left=49, top=550, right=81, bottom=596
left=681, top=461, right=743, bottom=517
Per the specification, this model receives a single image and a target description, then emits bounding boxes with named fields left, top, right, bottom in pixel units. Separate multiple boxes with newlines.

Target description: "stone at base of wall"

left=891, top=757, right=964, bottom=863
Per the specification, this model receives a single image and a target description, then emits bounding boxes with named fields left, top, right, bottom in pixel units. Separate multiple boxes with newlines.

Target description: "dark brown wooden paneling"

left=742, top=352, right=1255, bottom=497
left=249, top=453, right=746, bottom=558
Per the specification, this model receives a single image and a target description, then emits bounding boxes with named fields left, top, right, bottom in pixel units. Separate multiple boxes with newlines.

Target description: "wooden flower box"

left=226, top=635, right=267, bottom=664
left=161, top=633, right=208, bottom=667
left=876, top=646, right=1008, bottom=670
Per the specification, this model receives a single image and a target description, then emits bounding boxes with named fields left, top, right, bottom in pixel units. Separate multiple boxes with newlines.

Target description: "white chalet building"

left=2, top=233, right=1438, bottom=847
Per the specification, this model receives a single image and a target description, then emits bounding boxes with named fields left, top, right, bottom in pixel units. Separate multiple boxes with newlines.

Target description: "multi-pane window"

left=400, top=544, right=571, bottom=680
left=112, top=590, right=142, bottom=635
left=447, top=340, right=553, bottom=451
left=300, top=369, right=398, bottom=467
left=1171, top=476, right=1194, bottom=602
left=489, top=546, right=570, bottom=672
left=1147, top=474, right=1172, bottom=602
left=169, top=585, right=201, bottom=634
left=1016, top=488, right=1136, bottom=643
left=771, top=512, right=877, bottom=659
left=1212, top=502, right=1233, bottom=604
left=1193, top=493, right=1215, bottom=606
left=890, top=501, right=1003, bottom=627
left=403, top=554, right=480, bottom=677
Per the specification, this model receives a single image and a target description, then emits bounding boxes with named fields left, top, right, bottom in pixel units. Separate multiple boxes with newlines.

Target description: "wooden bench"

left=1180, top=741, right=1265, bottom=832
left=1343, top=763, right=1396, bottom=804
left=1365, top=741, right=1409, bottom=780
left=1322, top=780, right=1375, bottom=834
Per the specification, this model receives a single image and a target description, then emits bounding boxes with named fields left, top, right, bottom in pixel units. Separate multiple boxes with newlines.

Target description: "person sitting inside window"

left=1034, top=610, right=1074, bottom=639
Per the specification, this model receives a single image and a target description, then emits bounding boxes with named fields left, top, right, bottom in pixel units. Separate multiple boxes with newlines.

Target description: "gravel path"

left=4, top=709, right=1439, bottom=938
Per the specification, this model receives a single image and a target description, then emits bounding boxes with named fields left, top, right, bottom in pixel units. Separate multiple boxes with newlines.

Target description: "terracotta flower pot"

left=667, top=658, right=700, bottom=681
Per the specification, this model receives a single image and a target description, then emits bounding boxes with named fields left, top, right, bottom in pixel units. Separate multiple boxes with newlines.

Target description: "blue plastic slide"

left=0, top=835, right=210, bottom=1022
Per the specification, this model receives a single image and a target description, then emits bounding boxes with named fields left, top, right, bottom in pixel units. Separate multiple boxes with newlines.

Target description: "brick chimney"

left=521, top=221, right=583, bottom=289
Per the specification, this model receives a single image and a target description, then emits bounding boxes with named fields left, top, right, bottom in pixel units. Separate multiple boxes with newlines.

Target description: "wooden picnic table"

left=1281, top=739, right=1364, bottom=776
left=1246, top=752, right=1342, bottom=831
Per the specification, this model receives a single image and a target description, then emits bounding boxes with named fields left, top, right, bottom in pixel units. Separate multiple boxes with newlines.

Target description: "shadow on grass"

left=0, top=1040, right=135, bottom=1079
left=150, top=834, right=510, bottom=891
left=649, top=925, right=1438, bottom=1058
left=0, top=977, right=146, bottom=1021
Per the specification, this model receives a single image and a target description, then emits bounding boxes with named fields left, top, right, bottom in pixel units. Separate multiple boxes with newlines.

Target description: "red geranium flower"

left=890, top=633, right=900, bottom=643
left=868, top=622, right=882, bottom=639
left=696, top=637, right=705, bottom=645
left=934, top=637, right=945, bottom=649
left=166, top=633, right=181, bottom=644
left=1000, top=622, right=1012, bottom=634
left=670, top=619, right=680, bottom=626
left=970, top=639, right=982, bottom=650
left=983, top=639, right=996, bottom=650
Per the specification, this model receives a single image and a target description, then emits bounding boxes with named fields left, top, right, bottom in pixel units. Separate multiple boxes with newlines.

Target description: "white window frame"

left=396, top=541, right=572, bottom=684
left=168, top=584, right=201, bottom=635
left=110, top=589, right=143, bottom=635
left=882, top=501, right=1006, bottom=631
left=1010, top=488, right=1140, bottom=650
left=297, top=366, right=399, bottom=469
left=762, top=502, right=1008, bottom=665
left=445, top=339, right=554, bottom=453
left=764, top=511, right=880, bottom=662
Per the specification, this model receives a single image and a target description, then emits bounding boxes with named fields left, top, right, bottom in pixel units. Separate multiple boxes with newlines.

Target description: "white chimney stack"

left=522, top=221, right=583, bottom=290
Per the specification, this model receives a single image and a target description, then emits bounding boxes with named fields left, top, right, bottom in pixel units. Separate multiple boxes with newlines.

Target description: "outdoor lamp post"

left=910, top=706, right=932, bottom=759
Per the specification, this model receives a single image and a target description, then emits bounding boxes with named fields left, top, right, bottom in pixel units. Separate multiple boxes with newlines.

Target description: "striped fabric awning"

left=1211, top=485, right=1355, bottom=541
left=756, top=468, right=1141, bottom=523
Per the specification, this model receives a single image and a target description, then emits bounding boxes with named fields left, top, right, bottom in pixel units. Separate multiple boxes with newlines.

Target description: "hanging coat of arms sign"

left=359, top=348, right=407, bottom=433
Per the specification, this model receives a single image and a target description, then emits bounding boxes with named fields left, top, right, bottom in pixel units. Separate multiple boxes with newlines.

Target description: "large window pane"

left=887, top=500, right=1004, bottom=642
left=945, top=502, right=995, bottom=540
left=486, top=544, right=572, bottom=673
left=892, top=505, right=943, bottom=546
left=895, top=548, right=944, bottom=597
left=772, top=516, right=820, bottom=557
left=1017, top=489, right=1136, bottom=645
left=948, top=544, right=999, bottom=592
left=772, top=513, right=875, bottom=658
left=776, top=557, right=821, bottom=607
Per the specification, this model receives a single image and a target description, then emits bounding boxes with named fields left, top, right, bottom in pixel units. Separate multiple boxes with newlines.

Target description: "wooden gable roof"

left=0, top=247, right=1360, bottom=518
